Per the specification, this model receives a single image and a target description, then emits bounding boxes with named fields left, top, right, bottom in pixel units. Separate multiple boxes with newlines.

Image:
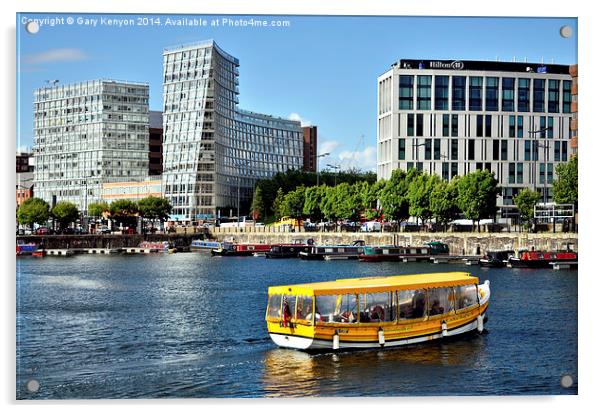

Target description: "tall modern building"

left=33, top=79, right=149, bottom=210
left=377, top=59, right=573, bottom=211
left=162, top=40, right=303, bottom=222
left=569, top=64, right=578, bottom=155
left=302, top=126, right=318, bottom=172
left=149, top=110, right=163, bottom=175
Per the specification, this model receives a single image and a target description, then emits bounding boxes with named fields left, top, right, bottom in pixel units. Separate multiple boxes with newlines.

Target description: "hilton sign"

left=429, top=60, right=465, bottom=70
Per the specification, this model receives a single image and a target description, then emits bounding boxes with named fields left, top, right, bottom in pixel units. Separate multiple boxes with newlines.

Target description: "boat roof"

left=268, top=272, right=479, bottom=296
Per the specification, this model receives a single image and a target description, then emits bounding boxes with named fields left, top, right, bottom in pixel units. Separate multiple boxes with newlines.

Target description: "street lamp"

left=528, top=126, right=552, bottom=204
left=315, top=152, right=329, bottom=187
left=327, top=163, right=340, bottom=186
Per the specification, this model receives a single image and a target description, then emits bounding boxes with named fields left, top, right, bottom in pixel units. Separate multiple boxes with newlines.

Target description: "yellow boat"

left=265, top=272, right=490, bottom=351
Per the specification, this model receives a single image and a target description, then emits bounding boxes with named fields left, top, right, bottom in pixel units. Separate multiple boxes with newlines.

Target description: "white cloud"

left=337, top=146, right=377, bottom=172
left=287, top=112, right=312, bottom=127
left=23, top=48, right=87, bottom=65
left=319, top=140, right=340, bottom=156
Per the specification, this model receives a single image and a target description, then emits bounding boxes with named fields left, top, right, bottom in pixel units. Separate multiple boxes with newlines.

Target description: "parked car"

left=34, top=227, right=53, bottom=235
left=361, top=221, right=382, bottom=232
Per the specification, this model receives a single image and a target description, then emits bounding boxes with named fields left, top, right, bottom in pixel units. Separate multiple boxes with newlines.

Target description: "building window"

left=539, top=163, right=545, bottom=184
left=416, top=114, right=424, bottom=137
left=452, top=76, right=466, bottom=111
left=442, top=162, right=449, bottom=181
left=399, top=75, right=414, bottom=110
left=442, top=114, right=450, bottom=137
left=563, top=80, right=572, bottom=113
left=451, top=114, right=459, bottom=137
left=554, top=141, right=560, bottom=162
left=547, top=117, right=554, bottom=138
left=476, top=115, right=483, bottom=138
left=407, top=114, right=414, bottom=137
left=469, top=76, right=483, bottom=111
left=548, top=79, right=560, bottom=113
left=509, top=163, right=516, bottom=184
left=547, top=163, right=554, bottom=184
left=524, top=140, right=531, bottom=161
left=451, top=139, right=458, bottom=160
left=435, top=76, right=449, bottom=110
left=399, top=139, right=406, bottom=160
left=509, top=115, right=516, bottom=138
left=517, top=115, right=524, bottom=138
left=417, top=76, right=432, bottom=110
left=532, top=141, right=539, bottom=161
left=416, top=162, right=423, bottom=172
left=493, top=140, right=499, bottom=160
left=518, top=78, right=530, bottom=112
left=468, top=140, right=475, bottom=160
left=485, top=115, right=492, bottom=137
left=501, top=140, right=508, bottom=160
left=562, top=141, right=567, bottom=162
left=502, top=78, right=515, bottom=111
left=517, top=163, right=524, bottom=184
left=533, top=79, right=545, bottom=112
left=486, top=77, right=499, bottom=111
left=451, top=162, right=458, bottom=177
left=407, top=162, right=414, bottom=170
left=434, top=139, right=441, bottom=160
left=425, top=139, right=432, bottom=160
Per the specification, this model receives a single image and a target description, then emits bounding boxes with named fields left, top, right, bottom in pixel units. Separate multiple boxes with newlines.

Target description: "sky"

left=16, top=13, right=577, bottom=171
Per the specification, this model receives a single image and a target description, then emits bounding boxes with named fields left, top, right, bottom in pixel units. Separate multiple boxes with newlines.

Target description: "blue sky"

left=16, top=13, right=577, bottom=171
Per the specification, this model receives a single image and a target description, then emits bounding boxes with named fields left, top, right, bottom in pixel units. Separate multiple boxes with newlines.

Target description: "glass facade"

left=485, top=77, right=499, bottom=111
left=502, top=78, right=515, bottom=111
left=533, top=79, right=545, bottom=112
left=452, top=76, right=466, bottom=110
left=548, top=79, right=560, bottom=113
left=399, top=75, right=414, bottom=110
left=434, top=76, right=449, bottom=110
left=518, top=78, right=530, bottom=112
left=417, top=75, right=432, bottom=110
left=469, top=76, right=483, bottom=111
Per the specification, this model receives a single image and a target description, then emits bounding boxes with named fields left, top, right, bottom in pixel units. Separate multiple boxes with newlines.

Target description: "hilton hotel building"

left=162, top=40, right=303, bottom=221
left=377, top=59, right=573, bottom=209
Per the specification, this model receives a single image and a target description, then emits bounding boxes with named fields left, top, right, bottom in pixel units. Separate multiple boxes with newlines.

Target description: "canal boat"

left=266, top=239, right=315, bottom=259
left=479, top=250, right=515, bottom=267
left=190, top=239, right=222, bottom=251
left=265, top=272, right=490, bottom=351
left=138, top=241, right=177, bottom=253
left=16, top=241, right=38, bottom=256
left=298, top=240, right=366, bottom=260
left=508, top=250, right=578, bottom=268
left=359, top=245, right=431, bottom=262
left=211, top=242, right=272, bottom=257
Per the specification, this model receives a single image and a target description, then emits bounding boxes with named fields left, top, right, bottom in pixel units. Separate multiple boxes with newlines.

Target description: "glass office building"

left=162, top=40, right=303, bottom=222
left=33, top=79, right=149, bottom=211
left=377, top=59, right=573, bottom=209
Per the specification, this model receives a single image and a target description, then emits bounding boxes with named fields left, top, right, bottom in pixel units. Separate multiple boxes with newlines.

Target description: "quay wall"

left=15, top=233, right=205, bottom=249
left=208, top=230, right=578, bottom=255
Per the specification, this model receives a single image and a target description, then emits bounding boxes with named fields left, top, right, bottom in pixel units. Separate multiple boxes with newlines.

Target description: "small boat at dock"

left=479, top=250, right=514, bottom=267
left=266, top=239, right=315, bottom=259
left=359, top=242, right=449, bottom=262
left=138, top=241, right=176, bottom=253
left=298, top=240, right=366, bottom=260
left=190, top=239, right=222, bottom=251
left=16, top=241, right=38, bottom=256
left=211, top=242, right=272, bottom=257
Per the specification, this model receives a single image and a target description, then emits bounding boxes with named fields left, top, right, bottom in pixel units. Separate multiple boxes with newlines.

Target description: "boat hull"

left=269, top=312, right=487, bottom=351
left=508, top=257, right=577, bottom=268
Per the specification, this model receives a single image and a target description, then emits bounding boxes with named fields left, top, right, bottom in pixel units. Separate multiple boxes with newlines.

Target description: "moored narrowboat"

left=508, top=250, right=577, bottom=268
left=266, top=272, right=490, bottom=351
left=139, top=241, right=176, bottom=253
left=191, top=239, right=222, bottom=251
left=211, top=242, right=272, bottom=257
left=359, top=245, right=432, bottom=262
left=298, top=240, right=366, bottom=260
left=16, top=241, right=38, bottom=256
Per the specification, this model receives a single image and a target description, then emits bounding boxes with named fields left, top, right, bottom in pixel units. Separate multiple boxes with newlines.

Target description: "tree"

left=281, top=186, right=306, bottom=229
left=303, top=186, right=325, bottom=222
left=553, top=155, right=578, bottom=209
left=137, top=196, right=172, bottom=221
left=51, top=201, right=79, bottom=230
left=272, top=188, right=286, bottom=220
left=358, top=181, right=383, bottom=220
left=250, top=186, right=265, bottom=221
left=456, top=170, right=500, bottom=231
left=408, top=174, right=439, bottom=226
left=17, top=197, right=50, bottom=230
left=109, top=199, right=139, bottom=228
left=88, top=201, right=109, bottom=218
left=430, top=178, right=459, bottom=229
left=379, top=168, right=419, bottom=223
left=513, top=188, right=540, bottom=229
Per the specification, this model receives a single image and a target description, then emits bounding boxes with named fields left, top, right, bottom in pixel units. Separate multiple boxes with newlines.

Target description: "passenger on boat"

left=282, top=298, right=292, bottom=327
left=412, top=292, right=426, bottom=318
left=429, top=299, right=444, bottom=315
left=340, top=310, right=356, bottom=323
left=369, top=305, right=385, bottom=322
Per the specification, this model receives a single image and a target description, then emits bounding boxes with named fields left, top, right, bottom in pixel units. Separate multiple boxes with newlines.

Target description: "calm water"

left=16, top=253, right=578, bottom=398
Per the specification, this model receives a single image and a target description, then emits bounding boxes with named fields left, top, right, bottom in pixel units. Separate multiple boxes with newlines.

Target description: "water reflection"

left=262, top=333, right=488, bottom=396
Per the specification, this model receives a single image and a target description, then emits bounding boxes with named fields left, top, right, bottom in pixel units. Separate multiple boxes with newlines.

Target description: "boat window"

left=455, top=284, right=479, bottom=310
left=282, top=295, right=296, bottom=320
left=427, top=288, right=455, bottom=316
left=315, top=294, right=358, bottom=323
left=360, top=292, right=395, bottom=322
left=296, top=295, right=314, bottom=321
left=266, top=294, right=282, bottom=318
left=398, top=289, right=427, bottom=319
